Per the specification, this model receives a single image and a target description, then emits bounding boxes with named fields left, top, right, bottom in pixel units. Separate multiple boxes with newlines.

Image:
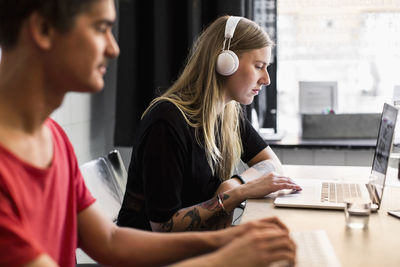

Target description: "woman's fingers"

left=271, top=176, right=302, bottom=191
left=245, top=173, right=302, bottom=198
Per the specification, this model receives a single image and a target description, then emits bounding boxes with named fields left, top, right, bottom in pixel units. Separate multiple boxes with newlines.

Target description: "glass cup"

left=344, top=198, right=371, bottom=229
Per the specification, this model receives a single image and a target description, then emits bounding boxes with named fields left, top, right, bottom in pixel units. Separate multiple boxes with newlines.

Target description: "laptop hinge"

left=366, top=183, right=380, bottom=208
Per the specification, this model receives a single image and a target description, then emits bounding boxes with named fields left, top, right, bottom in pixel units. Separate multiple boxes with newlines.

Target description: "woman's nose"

left=259, top=71, right=270, bottom=86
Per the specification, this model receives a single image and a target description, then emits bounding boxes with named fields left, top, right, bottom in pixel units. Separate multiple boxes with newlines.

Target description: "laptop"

left=274, top=103, right=397, bottom=211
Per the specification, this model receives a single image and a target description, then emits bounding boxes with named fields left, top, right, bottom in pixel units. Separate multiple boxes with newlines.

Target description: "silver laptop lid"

left=368, top=103, right=397, bottom=207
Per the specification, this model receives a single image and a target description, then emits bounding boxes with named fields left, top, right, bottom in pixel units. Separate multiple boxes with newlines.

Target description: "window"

left=277, top=0, right=400, bottom=135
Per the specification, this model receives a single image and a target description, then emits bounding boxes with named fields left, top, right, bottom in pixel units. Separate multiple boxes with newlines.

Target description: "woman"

left=117, top=15, right=301, bottom=232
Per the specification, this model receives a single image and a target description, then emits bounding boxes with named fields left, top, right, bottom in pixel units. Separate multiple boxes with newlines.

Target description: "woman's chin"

left=241, top=98, right=254, bottom=106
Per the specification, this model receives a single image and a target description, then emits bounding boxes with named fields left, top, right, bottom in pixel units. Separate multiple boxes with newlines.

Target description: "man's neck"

left=0, top=51, right=61, bottom=168
left=0, top=53, right=65, bottom=133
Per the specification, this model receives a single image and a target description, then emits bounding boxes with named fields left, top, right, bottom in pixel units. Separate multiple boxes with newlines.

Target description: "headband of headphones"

left=225, top=16, right=242, bottom=39
left=222, top=16, right=242, bottom=50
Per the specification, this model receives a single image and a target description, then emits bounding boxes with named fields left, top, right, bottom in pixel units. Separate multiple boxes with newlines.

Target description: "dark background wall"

left=114, top=0, right=255, bottom=146
left=114, top=0, right=277, bottom=146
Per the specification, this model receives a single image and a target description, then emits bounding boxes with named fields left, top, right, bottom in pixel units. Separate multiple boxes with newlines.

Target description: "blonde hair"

left=143, top=15, right=273, bottom=180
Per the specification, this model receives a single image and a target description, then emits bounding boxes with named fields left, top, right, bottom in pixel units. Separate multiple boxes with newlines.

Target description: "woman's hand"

left=242, top=172, right=302, bottom=199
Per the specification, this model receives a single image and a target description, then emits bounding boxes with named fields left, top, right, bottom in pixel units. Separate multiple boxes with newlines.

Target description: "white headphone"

left=216, top=16, right=242, bottom=76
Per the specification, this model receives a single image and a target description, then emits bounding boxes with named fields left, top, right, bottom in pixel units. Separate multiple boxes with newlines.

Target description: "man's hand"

left=173, top=217, right=296, bottom=267
left=212, top=217, right=290, bottom=247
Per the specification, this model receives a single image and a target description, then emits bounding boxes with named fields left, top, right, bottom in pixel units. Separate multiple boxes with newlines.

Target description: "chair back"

left=80, top=150, right=127, bottom=223
left=104, top=149, right=128, bottom=195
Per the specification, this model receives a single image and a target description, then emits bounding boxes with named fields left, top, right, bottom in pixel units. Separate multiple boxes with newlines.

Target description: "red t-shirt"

left=0, top=119, right=95, bottom=267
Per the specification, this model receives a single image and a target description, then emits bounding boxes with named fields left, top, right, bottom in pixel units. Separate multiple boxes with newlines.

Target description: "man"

left=0, top=0, right=296, bottom=266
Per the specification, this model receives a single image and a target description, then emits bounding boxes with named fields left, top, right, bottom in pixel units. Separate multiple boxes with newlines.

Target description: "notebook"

left=274, top=103, right=397, bottom=211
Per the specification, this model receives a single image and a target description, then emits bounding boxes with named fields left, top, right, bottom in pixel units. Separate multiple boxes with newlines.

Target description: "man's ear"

left=28, top=12, right=55, bottom=50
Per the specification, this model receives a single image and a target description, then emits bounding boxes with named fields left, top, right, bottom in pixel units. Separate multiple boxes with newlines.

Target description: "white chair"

left=76, top=149, right=128, bottom=265
left=104, top=149, right=127, bottom=198
left=80, top=156, right=125, bottom=222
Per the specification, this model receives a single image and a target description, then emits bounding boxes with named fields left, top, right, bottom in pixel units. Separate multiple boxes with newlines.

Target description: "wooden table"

left=241, top=165, right=400, bottom=267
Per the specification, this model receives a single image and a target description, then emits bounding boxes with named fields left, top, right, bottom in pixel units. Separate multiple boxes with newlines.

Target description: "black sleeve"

left=139, top=120, right=187, bottom=223
left=240, top=116, right=268, bottom=163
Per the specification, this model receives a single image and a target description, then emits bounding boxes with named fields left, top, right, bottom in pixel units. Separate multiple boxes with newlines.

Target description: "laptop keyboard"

left=321, top=182, right=362, bottom=203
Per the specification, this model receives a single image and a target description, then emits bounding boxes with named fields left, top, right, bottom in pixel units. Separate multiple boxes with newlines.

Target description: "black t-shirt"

left=117, top=101, right=267, bottom=230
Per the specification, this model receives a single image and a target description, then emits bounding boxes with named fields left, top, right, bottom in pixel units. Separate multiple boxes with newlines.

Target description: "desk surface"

left=266, top=134, right=376, bottom=149
left=241, top=165, right=400, bottom=267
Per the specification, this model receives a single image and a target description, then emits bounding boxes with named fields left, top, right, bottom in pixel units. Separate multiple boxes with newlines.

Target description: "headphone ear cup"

left=216, top=50, right=239, bottom=76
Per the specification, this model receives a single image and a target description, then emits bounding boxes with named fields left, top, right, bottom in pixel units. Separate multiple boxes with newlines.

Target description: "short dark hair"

left=0, top=0, right=98, bottom=50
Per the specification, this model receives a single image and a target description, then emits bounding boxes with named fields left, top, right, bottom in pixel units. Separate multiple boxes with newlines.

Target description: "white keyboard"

left=269, top=230, right=341, bottom=267
left=292, top=230, right=341, bottom=267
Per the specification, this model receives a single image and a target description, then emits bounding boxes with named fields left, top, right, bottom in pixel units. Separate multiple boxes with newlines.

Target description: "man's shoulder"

left=45, top=118, right=63, bottom=131
left=45, top=118, right=72, bottom=145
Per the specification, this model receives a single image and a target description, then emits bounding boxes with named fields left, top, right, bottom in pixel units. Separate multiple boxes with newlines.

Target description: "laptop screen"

left=370, top=103, right=397, bottom=204
left=372, top=103, right=397, bottom=174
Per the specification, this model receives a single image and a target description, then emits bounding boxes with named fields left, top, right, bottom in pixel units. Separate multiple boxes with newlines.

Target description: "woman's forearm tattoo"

left=160, top=194, right=232, bottom=231
left=200, top=196, right=220, bottom=211
left=183, top=208, right=201, bottom=231
left=160, top=217, right=174, bottom=232
left=220, top=193, right=230, bottom=201
left=252, top=160, right=275, bottom=174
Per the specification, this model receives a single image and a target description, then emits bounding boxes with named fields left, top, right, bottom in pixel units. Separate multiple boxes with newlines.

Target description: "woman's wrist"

left=224, top=186, right=247, bottom=211
left=231, top=174, right=246, bottom=185
left=217, top=193, right=230, bottom=215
